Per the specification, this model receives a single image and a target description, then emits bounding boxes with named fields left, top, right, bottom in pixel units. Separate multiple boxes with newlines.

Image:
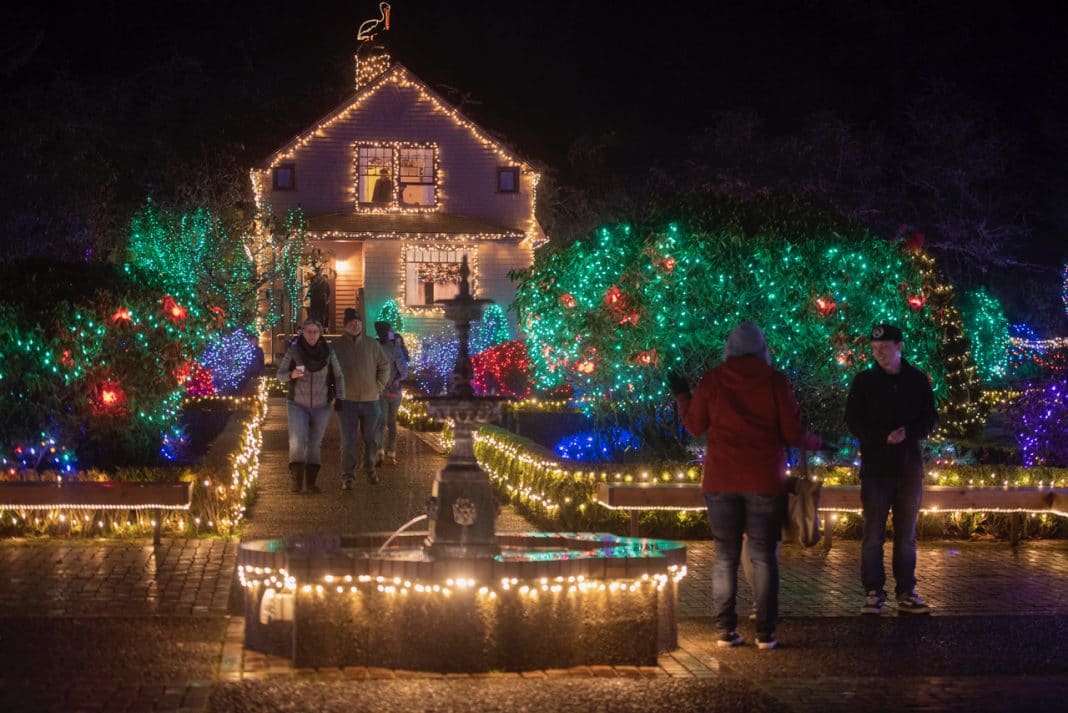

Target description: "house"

left=250, top=44, right=545, bottom=358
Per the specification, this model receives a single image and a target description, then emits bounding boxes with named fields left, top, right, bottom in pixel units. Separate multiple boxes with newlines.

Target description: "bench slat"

left=0, top=482, right=192, bottom=509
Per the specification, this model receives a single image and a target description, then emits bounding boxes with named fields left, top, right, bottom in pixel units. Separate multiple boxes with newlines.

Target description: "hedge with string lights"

left=512, top=223, right=984, bottom=447
left=472, top=424, right=1068, bottom=540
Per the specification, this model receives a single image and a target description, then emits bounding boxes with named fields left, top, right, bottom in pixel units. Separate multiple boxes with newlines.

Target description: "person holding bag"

left=670, top=321, right=821, bottom=650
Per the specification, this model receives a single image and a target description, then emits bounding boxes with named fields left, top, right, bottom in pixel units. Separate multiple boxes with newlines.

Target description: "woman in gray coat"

left=276, top=320, right=345, bottom=492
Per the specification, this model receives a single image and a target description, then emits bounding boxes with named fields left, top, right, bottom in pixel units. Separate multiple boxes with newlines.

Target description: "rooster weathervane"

left=358, top=2, right=391, bottom=42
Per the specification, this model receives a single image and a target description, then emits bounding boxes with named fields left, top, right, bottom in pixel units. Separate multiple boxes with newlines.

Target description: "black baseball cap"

left=870, top=324, right=903, bottom=342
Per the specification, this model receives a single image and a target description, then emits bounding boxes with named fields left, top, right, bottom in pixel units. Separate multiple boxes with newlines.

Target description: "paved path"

left=1, top=397, right=1066, bottom=712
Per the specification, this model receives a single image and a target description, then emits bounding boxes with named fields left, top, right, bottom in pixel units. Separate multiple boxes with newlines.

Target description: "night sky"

left=3, top=0, right=1067, bottom=291
left=7, top=1, right=1066, bottom=168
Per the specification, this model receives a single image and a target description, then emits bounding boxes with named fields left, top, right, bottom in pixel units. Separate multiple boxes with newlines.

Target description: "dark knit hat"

left=870, top=324, right=903, bottom=342
left=343, top=308, right=361, bottom=326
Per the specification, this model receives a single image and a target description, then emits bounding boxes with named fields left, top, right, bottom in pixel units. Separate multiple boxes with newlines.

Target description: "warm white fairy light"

left=1011, top=336, right=1068, bottom=350
left=237, top=564, right=686, bottom=596
left=249, top=65, right=543, bottom=243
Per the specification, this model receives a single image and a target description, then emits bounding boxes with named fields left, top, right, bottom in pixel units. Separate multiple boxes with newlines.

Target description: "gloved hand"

left=333, top=399, right=344, bottom=413
left=667, top=371, right=690, bottom=396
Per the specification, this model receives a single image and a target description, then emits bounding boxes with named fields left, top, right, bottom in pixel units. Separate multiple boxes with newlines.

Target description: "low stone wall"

left=239, top=533, right=685, bottom=672
left=282, top=584, right=661, bottom=670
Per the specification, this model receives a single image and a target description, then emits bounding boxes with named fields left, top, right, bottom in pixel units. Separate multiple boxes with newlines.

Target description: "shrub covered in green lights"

left=0, top=261, right=214, bottom=468
left=960, top=287, right=1011, bottom=385
left=127, top=201, right=309, bottom=333
left=512, top=224, right=984, bottom=444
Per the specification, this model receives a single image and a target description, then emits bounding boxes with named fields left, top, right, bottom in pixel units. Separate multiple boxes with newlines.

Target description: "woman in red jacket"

left=671, top=321, right=820, bottom=650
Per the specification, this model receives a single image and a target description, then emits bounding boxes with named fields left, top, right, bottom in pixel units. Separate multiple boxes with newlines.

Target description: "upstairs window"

left=356, top=143, right=438, bottom=209
left=273, top=164, right=296, bottom=190
left=497, top=166, right=519, bottom=193
left=357, top=146, right=393, bottom=205
left=398, top=147, right=435, bottom=206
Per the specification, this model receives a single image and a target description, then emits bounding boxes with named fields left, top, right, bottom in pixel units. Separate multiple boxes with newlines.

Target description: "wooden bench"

left=0, top=481, right=193, bottom=545
left=595, top=482, right=1068, bottom=546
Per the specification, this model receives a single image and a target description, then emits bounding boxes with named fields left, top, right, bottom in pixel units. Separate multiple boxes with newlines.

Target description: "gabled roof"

left=256, top=63, right=535, bottom=172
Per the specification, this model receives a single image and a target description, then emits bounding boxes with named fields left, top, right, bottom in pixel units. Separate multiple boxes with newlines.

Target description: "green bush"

left=0, top=261, right=213, bottom=468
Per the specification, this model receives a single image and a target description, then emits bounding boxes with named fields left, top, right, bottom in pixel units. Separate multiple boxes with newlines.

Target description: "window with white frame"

left=397, top=147, right=435, bottom=206
left=356, top=143, right=437, bottom=208
left=404, top=247, right=471, bottom=307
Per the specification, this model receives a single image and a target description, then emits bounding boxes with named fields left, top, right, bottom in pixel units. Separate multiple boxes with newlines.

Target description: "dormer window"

left=355, top=142, right=438, bottom=210
left=272, top=164, right=296, bottom=190
left=497, top=166, right=519, bottom=193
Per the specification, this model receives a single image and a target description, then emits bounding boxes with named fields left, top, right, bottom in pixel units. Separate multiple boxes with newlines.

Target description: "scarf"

left=296, top=335, right=330, bottom=372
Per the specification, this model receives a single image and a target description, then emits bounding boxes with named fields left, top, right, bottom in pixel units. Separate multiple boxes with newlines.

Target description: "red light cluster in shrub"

left=90, top=378, right=128, bottom=416
left=471, top=341, right=532, bottom=398
left=184, top=363, right=216, bottom=397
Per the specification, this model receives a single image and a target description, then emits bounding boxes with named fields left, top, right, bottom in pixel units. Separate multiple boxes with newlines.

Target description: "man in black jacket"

left=846, top=324, right=938, bottom=615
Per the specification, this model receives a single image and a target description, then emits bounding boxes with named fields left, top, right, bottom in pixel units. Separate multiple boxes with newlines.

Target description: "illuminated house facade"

left=250, top=54, right=544, bottom=353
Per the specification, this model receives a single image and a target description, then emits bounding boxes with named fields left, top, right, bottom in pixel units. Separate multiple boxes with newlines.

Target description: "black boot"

left=289, top=462, right=304, bottom=493
left=304, top=464, right=321, bottom=493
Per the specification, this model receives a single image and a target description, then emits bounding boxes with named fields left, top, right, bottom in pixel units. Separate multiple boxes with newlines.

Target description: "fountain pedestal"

left=421, top=255, right=502, bottom=558
left=423, top=399, right=504, bottom=557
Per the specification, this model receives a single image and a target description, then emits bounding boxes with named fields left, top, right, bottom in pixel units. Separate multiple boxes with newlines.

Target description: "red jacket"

left=676, top=355, right=820, bottom=495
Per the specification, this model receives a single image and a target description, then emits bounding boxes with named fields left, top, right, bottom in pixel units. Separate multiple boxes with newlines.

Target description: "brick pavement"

left=2, top=398, right=1067, bottom=712
left=0, top=539, right=236, bottom=617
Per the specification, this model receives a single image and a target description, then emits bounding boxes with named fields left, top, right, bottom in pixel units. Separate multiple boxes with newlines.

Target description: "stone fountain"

left=237, top=256, right=687, bottom=672
left=421, top=256, right=503, bottom=559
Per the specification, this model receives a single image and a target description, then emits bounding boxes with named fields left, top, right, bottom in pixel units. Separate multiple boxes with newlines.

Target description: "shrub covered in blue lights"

left=554, top=428, right=642, bottom=462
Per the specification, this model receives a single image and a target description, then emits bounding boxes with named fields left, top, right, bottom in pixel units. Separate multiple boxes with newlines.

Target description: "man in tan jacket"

left=333, top=308, right=390, bottom=488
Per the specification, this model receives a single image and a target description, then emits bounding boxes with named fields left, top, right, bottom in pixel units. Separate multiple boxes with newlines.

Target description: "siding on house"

left=253, top=65, right=542, bottom=347
left=360, top=239, right=403, bottom=322
left=259, top=71, right=536, bottom=233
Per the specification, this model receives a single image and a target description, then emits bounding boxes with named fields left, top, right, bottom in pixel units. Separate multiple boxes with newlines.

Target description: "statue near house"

left=307, top=267, right=331, bottom=330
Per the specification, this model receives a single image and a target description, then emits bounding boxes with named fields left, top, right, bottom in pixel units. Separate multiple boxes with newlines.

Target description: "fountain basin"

left=238, top=532, right=686, bottom=672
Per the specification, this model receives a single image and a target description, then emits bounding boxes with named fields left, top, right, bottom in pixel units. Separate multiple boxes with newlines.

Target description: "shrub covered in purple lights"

left=199, top=329, right=260, bottom=394
left=1011, top=377, right=1068, bottom=467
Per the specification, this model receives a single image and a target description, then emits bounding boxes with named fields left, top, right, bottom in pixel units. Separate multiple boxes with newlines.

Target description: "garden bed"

left=0, top=379, right=269, bottom=538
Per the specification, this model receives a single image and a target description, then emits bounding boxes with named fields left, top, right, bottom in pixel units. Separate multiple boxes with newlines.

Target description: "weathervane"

left=358, top=2, right=391, bottom=42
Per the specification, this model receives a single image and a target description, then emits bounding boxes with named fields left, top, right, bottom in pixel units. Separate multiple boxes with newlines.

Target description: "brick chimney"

left=355, top=43, right=391, bottom=89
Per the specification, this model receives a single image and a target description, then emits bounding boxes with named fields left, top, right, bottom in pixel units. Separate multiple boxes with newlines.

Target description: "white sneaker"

left=716, top=631, right=744, bottom=648
left=896, top=591, right=932, bottom=614
left=861, top=590, right=885, bottom=615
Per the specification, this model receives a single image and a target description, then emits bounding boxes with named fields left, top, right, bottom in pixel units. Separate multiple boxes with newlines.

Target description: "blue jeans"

left=861, top=474, right=923, bottom=596
left=376, top=394, right=401, bottom=455
left=705, top=492, right=785, bottom=638
left=286, top=401, right=332, bottom=465
left=339, top=400, right=381, bottom=478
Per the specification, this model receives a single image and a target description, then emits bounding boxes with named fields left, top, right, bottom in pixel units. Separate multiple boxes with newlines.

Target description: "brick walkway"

left=1, top=398, right=1066, bottom=712
left=0, top=539, right=236, bottom=617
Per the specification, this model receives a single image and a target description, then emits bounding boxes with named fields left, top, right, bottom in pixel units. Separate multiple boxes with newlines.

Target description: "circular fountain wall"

left=238, top=532, right=686, bottom=672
